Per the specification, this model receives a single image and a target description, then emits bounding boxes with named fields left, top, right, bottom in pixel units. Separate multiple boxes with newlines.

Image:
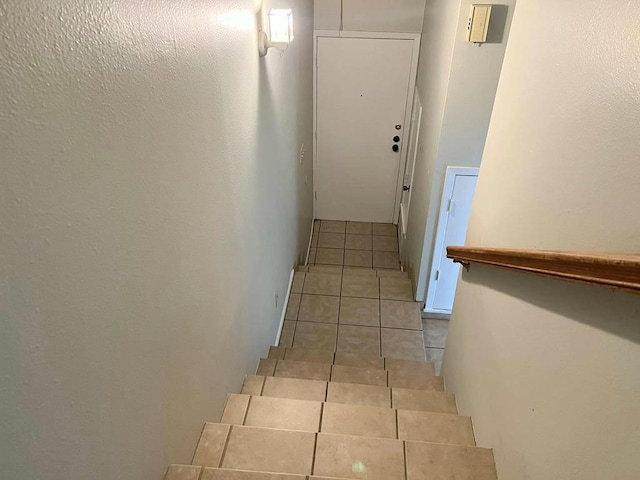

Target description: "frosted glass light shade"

left=269, top=9, right=293, bottom=45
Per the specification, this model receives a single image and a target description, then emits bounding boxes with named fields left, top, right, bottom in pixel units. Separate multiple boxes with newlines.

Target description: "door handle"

left=403, top=185, right=410, bottom=191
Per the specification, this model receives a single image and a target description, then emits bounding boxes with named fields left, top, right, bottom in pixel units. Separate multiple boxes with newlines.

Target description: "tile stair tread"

left=220, top=393, right=474, bottom=445
left=188, top=424, right=495, bottom=479
left=241, top=375, right=455, bottom=413
left=296, top=265, right=409, bottom=279
left=255, top=358, right=441, bottom=390
left=166, top=466, right=362, bottom=479
left=267, top=347, right=435, bottom=373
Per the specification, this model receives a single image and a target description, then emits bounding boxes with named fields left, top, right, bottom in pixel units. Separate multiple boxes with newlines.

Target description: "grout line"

left=403, top=438, right=409, bottom=480
left=218, top=425, right=233, bottom=469
left=242, top=395, right=252, bottom=426
left=395, top=408, right=399, bottom=439
left=259, top=375, right=266, bottom=395
left=311, top=432, right=319, bottom=476
left=190, top=423, right=207, bottom=465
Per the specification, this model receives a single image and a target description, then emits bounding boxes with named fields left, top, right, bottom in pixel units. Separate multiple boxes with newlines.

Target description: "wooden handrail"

left=447, top=246, right=640, bottom=294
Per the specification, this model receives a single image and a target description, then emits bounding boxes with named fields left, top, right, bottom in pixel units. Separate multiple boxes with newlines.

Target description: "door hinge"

left=435, top=270, right=440, bottom=281
left=447, top=199, right=453, bottom=212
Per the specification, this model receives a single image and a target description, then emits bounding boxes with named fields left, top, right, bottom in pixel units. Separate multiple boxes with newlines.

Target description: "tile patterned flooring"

left=287, top=219, right=451, bottom=364
left=308, top=220, right=401, bottom=269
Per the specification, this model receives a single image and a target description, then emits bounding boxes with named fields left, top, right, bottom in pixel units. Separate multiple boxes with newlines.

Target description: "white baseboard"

left=304, top=217, right=316, bottom=265
left=275, top=269, right=295, bottom=345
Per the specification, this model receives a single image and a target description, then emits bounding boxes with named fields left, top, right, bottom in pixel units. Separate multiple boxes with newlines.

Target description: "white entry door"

left=316, top=37, right=416, bottom=223
left=398, top=88, right=422, bottom=258
left=425, top=167, right=479, bottom=314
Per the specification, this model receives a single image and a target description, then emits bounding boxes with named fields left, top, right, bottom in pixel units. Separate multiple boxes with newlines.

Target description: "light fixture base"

left=258, top=30, right=269, bottom=57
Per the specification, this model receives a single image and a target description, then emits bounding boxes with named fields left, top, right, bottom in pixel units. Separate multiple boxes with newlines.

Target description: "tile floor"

left=283, top=267, right=425, bottom=361
left=290, top=218, right=451, bottom=364
left=308, top=220, right=400, bottom=269
left=423, top=317, right=449, bottom=375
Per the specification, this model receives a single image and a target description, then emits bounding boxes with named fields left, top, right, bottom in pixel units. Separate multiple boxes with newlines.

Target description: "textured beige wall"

left=443, top=0, right=640, bottom=478
left=0, top=1, right=314, bottom=478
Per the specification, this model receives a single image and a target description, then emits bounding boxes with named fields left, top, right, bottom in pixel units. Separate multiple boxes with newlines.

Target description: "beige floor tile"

left=220, top=394, right=250, bottom=425
left=372, top=223, right=397, bottom=236
left=381, top=328, right=426, bottom=361
left=308, top=248, right=317, bottom=264
left=165, top=465, right=201, bottom=480
left=291, top=272, right=305, bottom=294
left=376, top=269, right=407, bottom=278
left=303, top=273, right=342, bottom=296
left=268, top=346, right=287, bottom=360
left=346, top=221, right=372, bottom=234
left=372, top=235, right=398, bottom=252
left=339, top=297, right=380, bottom=327
left=342, top=267, right=377, bottom=277
left=372, top=251, right=400, bottom=269
left=425, top=347, right=444, bottom=375
left=256, top=358, right=277, bottom=376
left=321, top=403, right=397, bottom=439
left=244, top=396, right=322, bottom=432
left=388, top=361, right=439, bottom=389
left=315, top=248, right=344, bottom=266
left=313, top=220, right=321, bottom=233
left=379, top=277, right=413, bottom=301
left=320, top=220, right=346, bottom=233
left=309, top=265, right=343, bottom=275
left=343, top=249, right=373, bottom=267
left=398, top=410, right=475, bottom=446
left=284, top=348, right=335, bottom=364
left=331, top=365, right=387, bottom=387
left=192, top=423, right=231, bottom=467
left=424, top=318, right=450, bottom=348
left=337, top=325, right=381, bottom=355
left=391, top=388, right=458, bottom=414
left=389, top=371, right=444, bottom=391
left=380, top=300, right=422, bottom=330
left=279, top=321, right=296, bottom=348
left=262, top=376, right=327, bottom=402
left=241, top=375, right=265, bottom=396
left=293, top=322, right=337, bottom=351
left=341, top=275, right=379, bottom=299
left=405, top=442, right=497, bottom=480
left=318, top=232, right=346, bottom=249
left=385, top=358, right=435, bottom=376
left=334, top=351, right=385, bottom=370
left=275, top=359, right=332, bottom=381
left=314, top=433, right=405, bottom=480
left=345, top=234, right=372, bottom=250
left=285, top=294, right=301, bottom=320
left=202, top=469, right=306, bottom=480
left=311, top=231, right=318, bottom=247
left=326, top=382, right=390, bottom=408
left=298, top=295, right=340, bottom=324
left=222, top=426, right=315, bottom=475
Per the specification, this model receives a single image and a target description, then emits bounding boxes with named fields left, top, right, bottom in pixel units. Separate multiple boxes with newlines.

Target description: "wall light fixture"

left=258, top=8, right=294, bottom=57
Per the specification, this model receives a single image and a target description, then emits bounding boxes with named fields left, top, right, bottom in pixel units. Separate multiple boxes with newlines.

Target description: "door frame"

left=313, top=30, right=422, bottom=223
left=424, top=166, right=479, bottom=314
left=399, top=87, right=423, bottom=247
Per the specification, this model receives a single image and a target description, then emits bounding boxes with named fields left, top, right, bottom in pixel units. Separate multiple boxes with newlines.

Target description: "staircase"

left=163, top=263, right=498, bottom=480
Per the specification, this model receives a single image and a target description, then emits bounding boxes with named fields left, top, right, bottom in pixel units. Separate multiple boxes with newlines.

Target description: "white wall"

left=0, top=1, right=314, bottom=479
left=404, top=0, right=515, bottom=301
left=314, top=0, right=426, bottom=33
left=444, top=0, right=640, bottom=478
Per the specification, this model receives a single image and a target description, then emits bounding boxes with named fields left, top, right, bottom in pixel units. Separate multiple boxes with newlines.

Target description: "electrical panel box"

left=466, top=4, right=492, bottom=43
